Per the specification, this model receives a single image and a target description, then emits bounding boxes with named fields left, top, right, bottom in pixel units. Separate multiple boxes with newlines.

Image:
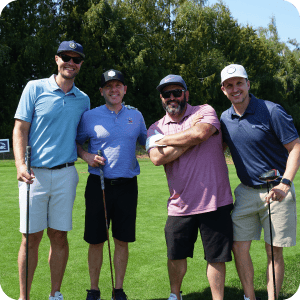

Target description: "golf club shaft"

left=97, top=150, right=115, bottom=300
left=267, top=182, right=277, bottom=299
left=25, top=146, right=31, bottom=300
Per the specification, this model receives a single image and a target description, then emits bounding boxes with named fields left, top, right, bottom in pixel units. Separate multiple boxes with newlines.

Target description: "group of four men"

left=13, top=40, right=300, bottom=300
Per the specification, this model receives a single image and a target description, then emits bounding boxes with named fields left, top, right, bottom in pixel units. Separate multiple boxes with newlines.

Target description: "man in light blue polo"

left=13, top=40, right=90, bottom=300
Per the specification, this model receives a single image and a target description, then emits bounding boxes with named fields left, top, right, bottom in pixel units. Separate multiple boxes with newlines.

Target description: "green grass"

left=0, top=159, right=299, bottom=299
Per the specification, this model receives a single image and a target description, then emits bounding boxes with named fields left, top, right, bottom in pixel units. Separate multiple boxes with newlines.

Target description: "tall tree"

left=0, top=0, right=60, bottom=140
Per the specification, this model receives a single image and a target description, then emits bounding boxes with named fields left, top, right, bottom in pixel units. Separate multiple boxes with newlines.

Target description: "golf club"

left=259, top=169, right=280, bottom=300
left=25, top=145, right=31, bottom=300
left=97, top=150, right=115, bottom=300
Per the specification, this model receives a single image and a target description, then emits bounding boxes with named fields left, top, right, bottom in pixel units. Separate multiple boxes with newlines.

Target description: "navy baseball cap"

left=100, top=69, right=125, bottom=87
left=156, top=74, right=187, bottom=92
left=57, top=40, right=85, bottom=58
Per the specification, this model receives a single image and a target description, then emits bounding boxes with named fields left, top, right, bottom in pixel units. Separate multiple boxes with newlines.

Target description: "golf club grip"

left=26, top=146, right=31, bottom=173
left=97, top=150, right=105, bottom=190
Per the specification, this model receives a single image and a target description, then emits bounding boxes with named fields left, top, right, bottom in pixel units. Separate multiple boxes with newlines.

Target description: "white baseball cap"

left=221, top=64, right=248, bottom=84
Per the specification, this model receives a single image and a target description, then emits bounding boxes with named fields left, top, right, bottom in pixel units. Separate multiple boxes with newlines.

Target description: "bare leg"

left=168, top=259, right=187, bottom=300
left=207, top=262, right=225, bottom=300
left=47, top=228, right=69, bottom=296
left=88, top=243, right=104, bottom=290
left=265, top=243, right=284, bottom=300
left=114, top=238, right=128, bottom=289
left=232, top=241, right=256, bottom=300
left=19, top=231, right=43, bottom=300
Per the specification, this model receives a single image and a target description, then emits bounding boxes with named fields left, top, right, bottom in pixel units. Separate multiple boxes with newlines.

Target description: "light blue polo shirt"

left=15, top=75, right=90, bottom=168
left=76, top=104, right=147, bottom=179
left=220, top=94, right=298, bottom=186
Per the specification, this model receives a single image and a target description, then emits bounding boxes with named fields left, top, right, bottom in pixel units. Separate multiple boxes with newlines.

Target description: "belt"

left=32, top=162, right=74, bottom=170
left=251, top=182, right=279, bottom=189
left=104, top=177, right=135, bottom=186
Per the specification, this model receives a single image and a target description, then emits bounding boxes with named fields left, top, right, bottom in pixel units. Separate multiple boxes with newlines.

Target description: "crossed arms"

left=148, top=120, right=217, bottom=166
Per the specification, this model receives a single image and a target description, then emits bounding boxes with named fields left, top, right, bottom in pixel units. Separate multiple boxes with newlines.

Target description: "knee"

left=232, top=241, right=242, bottom=255
left=47, top=229, right=68, bottom=246
left=114, top=238, right=128, bottom=249
left=266, top=245, right=283, bottom=261
left=22, top=231, right=43, bottom=249
left=232, top=241, right=251, bottom=257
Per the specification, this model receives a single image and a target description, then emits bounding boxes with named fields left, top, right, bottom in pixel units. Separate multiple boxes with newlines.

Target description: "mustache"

left=166, top=99, right=180, bottom=105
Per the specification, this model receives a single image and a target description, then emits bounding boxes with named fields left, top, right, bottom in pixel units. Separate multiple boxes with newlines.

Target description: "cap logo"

left=227, top=66, right=236, bottom=74
left=69, top=42, right=77, bottom=49
left=165, top=76, right=175, bottom=83
left=108, top=71, right=116, bottom=77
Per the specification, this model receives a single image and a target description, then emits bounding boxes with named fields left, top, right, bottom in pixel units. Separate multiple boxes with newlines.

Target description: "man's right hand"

left=83, top=152, right=106, bottom=168
left=17, top=163, right=35, bottom=184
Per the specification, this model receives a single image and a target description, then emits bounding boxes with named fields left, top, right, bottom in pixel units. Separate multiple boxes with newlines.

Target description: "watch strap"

left=280, top=178, right=292, bottom=187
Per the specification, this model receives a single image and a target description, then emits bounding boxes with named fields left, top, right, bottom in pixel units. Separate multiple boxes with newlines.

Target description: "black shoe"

left=112, top=288, right=128, bottom=300
left=86, top=289, right=101, bottom=300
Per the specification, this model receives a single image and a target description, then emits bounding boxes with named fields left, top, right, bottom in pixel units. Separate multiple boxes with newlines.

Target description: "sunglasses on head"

left=58, top=54, right=83, bottom=64
left=161, top=89, right=185, bottom=99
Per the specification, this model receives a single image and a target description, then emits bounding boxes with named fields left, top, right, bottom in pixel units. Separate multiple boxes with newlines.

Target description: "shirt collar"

left=49, top=74, right=77, bottom=96
left=229, top=94, right=258, bottom=118
left=165, top=103, right=193, bottom=124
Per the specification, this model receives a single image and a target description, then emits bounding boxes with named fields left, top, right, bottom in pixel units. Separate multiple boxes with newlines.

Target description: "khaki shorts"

left=232, top=183, right=297, bottom=247
left=19, top=166, right=79, bottom=234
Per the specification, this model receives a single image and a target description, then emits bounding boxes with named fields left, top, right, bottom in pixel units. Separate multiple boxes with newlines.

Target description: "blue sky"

left=208, top=0, right=300, bottom=49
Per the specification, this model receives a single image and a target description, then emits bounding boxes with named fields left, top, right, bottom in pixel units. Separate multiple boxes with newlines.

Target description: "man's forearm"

left=76, top=143, right=89, bottom=161
left=149, top=145, right=190, bottom=166
left=157, top=123, right=216, bottom=147
left=13, top=120, right=30, bottom=168
left=283, top=140, right=300, bottom=182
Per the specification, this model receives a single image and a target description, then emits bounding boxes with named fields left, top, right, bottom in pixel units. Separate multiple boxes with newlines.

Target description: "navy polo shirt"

left=220, top=94, right=298, bottom=186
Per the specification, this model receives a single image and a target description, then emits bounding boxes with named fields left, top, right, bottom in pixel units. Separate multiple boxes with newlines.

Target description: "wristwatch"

left=280, top=178, right=292, bottom=187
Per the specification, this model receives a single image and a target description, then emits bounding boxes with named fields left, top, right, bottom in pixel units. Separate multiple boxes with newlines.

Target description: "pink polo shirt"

left=148, top=104, right=233, bottom=216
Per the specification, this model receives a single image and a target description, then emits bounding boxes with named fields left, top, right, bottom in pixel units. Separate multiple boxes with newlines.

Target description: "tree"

left=0, top=0, right=60, bottom=140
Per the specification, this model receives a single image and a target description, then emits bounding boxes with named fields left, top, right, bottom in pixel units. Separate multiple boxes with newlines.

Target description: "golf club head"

left=259, top=169, right=280, bottom=182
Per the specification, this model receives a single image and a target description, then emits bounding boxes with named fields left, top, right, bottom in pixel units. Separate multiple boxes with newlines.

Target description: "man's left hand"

left=265, top=183, right=290, bottom=203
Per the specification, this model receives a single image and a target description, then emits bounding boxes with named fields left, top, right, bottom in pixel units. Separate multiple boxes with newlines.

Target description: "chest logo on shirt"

left=127, top=118, right=133, bottom=124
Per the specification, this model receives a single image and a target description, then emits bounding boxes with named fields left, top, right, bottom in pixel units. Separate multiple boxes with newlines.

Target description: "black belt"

left=104, top=177, right=135, bottom=186
left=251, top=182, right=279, bottom=189
left=33, top=162, right=74, bottom=170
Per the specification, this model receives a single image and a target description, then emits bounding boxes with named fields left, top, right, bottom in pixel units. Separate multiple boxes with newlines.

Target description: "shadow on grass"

left=142, top=286, right=295, bottom=300
left=182, top=287, right=295, bottom=300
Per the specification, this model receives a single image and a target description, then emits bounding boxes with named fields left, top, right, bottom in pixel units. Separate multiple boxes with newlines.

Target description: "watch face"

left=281, top=178, right=292, bottom=186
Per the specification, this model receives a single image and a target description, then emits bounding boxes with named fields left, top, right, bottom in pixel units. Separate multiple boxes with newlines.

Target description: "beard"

left=60, top=71, right=78, bottom=80
left=162, top=95, right=187, bottom=116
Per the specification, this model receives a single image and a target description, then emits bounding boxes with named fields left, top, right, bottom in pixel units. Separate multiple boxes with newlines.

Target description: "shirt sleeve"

left=270, top=104, right=299, bottom=145
left=138, top=113, right=148, bottom=146
left=76, top=111, right=89, bottom=145
left=147, top=122, right=163, bottom=138
left=14, top=81, right=36, bottom=123
left=194, top=104, right=220, bottom=132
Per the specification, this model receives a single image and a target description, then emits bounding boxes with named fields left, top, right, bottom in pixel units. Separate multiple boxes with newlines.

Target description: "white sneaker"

left=49, top=291, right=63, bottom=300
left=243, top=296, right=261, bottom=300
left=168, top=292, right=183, bottom=300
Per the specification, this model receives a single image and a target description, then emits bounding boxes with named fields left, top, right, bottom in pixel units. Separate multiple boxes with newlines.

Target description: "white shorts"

left=19, top=166, right=79, bottom=234
left=232, top=183, right=297, bottom=247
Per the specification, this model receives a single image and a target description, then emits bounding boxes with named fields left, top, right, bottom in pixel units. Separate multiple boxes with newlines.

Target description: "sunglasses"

left=161, top=89, right=185, bottom=99
left=58, top=54, right=83, bottom=64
